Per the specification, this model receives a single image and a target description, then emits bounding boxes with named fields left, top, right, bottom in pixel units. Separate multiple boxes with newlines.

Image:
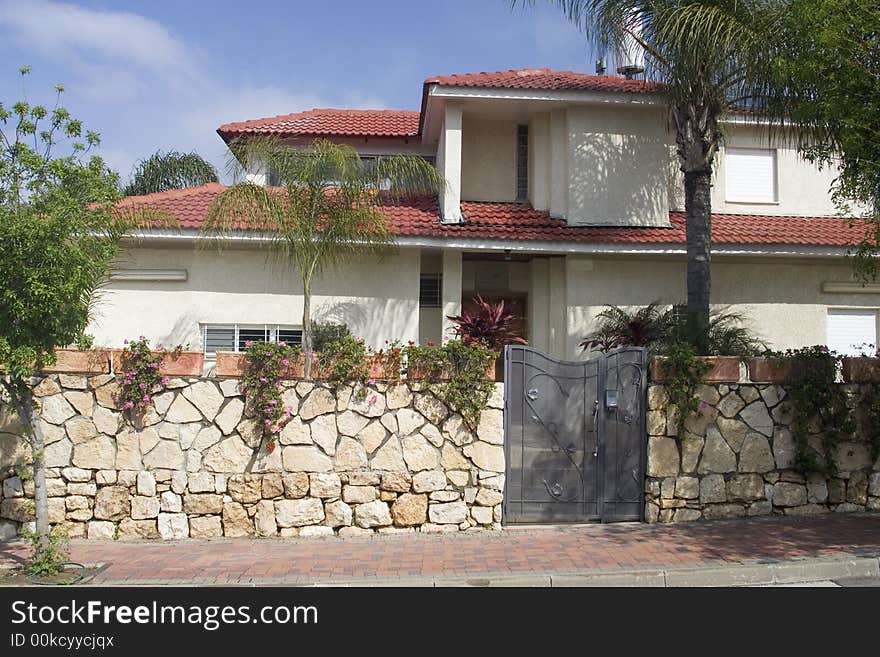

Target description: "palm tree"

left=123, top=150, right=218, bottom=196
left=200, top=137, right=443, bottom=378
left=517, top=1, right=780, bottom=352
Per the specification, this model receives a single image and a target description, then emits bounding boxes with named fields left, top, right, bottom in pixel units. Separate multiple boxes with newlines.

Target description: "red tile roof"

left=116, top=182, right=225, bottom=229
left=119, top=184, right=870, bottom=249
left=217, top=109, right=421, bottom=141
left=424, top=68, right=661, bottom=94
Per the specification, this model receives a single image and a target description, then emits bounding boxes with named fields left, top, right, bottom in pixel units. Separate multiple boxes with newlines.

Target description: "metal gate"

left=502, top=346, right=647, bottom=524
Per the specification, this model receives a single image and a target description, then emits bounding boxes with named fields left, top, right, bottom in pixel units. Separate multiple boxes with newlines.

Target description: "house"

left=99, top=68, right=878, bottom=363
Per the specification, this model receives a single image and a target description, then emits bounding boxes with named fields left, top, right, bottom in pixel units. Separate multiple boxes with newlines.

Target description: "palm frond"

left=122, top=150, right=218, bottom=196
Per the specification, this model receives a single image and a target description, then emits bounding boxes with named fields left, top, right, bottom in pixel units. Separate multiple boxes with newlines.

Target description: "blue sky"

left=0, top=0, right=600, bottom=183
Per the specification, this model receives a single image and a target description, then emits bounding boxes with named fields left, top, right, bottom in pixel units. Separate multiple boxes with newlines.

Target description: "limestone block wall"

left=645, top=383, right=880, bottom=522
left=0, top=375, right=505, bottom=540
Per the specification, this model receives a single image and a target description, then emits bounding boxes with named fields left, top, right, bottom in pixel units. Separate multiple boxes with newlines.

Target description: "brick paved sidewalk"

left=2, top=514, right=879, bottom=586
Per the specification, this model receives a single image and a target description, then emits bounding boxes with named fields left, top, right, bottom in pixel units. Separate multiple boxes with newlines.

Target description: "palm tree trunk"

left=684, top=169, right=712, bottom=354
left=302, top=277, right=313, bottom=380
left=8, top=380, right=50, bottom=550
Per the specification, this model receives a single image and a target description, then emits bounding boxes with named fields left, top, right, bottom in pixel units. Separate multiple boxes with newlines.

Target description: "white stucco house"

left=98, top=68, right=879, bottom=363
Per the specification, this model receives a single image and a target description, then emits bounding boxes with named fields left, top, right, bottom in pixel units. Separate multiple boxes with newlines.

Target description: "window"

left=419, top=274, right=442, bottom=308
left=725, top=147, right=777, bottom=203
left=266, top=165, right=281, bottom=187
left=826, top=309, right=878, bottom=356
left=202, top=324, right=302, bottom=356
left=516, top=124, right=529, bottom=202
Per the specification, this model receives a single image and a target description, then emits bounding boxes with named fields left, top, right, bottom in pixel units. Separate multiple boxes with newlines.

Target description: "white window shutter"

left=826, top=309, right=877, bottom=356
left=725, top=148, right=777, bottom=203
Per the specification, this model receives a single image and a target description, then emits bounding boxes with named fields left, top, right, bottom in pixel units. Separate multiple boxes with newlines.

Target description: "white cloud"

left=0, top=0, right=393, bottom=184
left=0, top=0, right=202, bottom=82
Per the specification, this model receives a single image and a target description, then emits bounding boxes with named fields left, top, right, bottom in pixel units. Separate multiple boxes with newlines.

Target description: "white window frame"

left=201, top=323, right=302, bottom=358
left=825, top=307, right=879, bottom=356
left=724, top=147, right=778, bottom=204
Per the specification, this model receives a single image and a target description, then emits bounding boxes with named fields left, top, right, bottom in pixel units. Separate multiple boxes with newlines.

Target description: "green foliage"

left=0, top=70, right=127, bottom=379
left=666, top=308, right=766, bottom=357
left=0, top=69, right=137, bottom=564
left=406, top=339, right=496, bottom=431
left=659, top=342, right=711, bottom=440
left=242, top=340, right=300, bottom=451
left=311, top=321, right=352, bottom=353
left=317, top=335, right=369, bottom=388
left=201, top=137, right=444, bottom=377
left=767, top=346, right=854, bottom=475
left=21, top=525, right=69, bottom=577
left=122, top=150, right=218, bottom=197
left=581, top=302, right=670, bottom=352
left=441, top=339, right=497, bottom=431
left=863, top=384, right=880, bottom=463
left=582, top=303, right=765, bottom=356
left=766, top=0, right=880, bottom=279
left=114, top=337, right=182, bottom=418
left=403, top=341, right=446, bottom=382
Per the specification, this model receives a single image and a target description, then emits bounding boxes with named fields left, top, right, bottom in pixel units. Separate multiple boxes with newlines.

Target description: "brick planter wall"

left=0, top=374, right=505, bottom=540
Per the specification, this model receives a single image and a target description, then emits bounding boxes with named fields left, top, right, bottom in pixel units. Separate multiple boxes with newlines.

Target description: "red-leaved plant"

left=446, top=296, right=527, bottom=352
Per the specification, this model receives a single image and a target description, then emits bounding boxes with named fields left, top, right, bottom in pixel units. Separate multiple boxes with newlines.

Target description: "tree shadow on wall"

left=569, top=131, right=672, bottom=226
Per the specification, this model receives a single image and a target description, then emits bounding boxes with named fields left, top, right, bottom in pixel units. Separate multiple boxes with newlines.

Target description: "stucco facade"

left=90, top=245, right=421, bottom=352
left=97, top=68, right=877, bottom=364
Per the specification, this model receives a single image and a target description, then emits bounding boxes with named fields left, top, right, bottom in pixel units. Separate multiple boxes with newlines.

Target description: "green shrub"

left=311, top=321, right=351, bottom=353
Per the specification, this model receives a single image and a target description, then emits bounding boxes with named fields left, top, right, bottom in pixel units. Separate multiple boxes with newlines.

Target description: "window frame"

left=724, top=146, right=778, bottom=204
left=825, top=307, right=880, bottom=356
left=419, top=273, right=443, bottom=309
left=201, top=323, right=303, bottom=357
left=515, top=124, right=529, bottom=202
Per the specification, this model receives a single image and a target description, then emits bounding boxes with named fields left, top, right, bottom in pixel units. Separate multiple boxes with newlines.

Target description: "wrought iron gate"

left=502, top=346, right=647, bottom=524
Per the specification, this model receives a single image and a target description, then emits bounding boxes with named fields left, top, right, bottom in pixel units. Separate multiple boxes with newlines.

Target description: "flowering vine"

left=242, top=340, right=300, bottom=451
left=115, top=337, right=183, bottom=418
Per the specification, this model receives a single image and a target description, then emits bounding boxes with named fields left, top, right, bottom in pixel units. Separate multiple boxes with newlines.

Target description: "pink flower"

left=277, top=341, right=287, bottom=347
left=124, top=401, right=134, bottom=409
left=355, top=337, right=364, bottom=344
left=143, top=394, right=151, bottom=402
left=161, top=377, right=170, bottom=385
left=281, top=359, right=290, bottom=367
left=427, top=341, right=435, bottom=347
left=139, top=382, right=147, bottom=390
left=245, top=340, right=254, bottom=347
left=149, top=362, right=159, bottom=369
left=367, top=377, right=376, bottom=385
left=264, top=419, right=272, bottom=426
left=368, top=394, right=378, bottom=406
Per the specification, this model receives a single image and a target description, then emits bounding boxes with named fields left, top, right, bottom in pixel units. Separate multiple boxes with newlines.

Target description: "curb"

left=316, top=555, right=880, bottom=588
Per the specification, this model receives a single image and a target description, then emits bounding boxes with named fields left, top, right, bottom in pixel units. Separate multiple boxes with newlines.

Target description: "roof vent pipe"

left=596, top=58, right=606, bottom=75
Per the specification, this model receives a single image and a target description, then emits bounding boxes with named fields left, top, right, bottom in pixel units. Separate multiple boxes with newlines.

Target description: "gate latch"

left=605, top=389, right=618, bottom=409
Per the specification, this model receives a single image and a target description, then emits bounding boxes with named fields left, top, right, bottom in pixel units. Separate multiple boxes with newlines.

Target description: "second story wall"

left=460, top=117, right=518, bottom=203
left=710, top=125, right=840, bottom=217
left=567, top=105, right=670, bottom=226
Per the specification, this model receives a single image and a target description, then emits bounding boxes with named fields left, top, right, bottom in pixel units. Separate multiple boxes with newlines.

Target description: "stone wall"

left=646, top=382, right=880, bottom=522
left=0, top=374, right=505, bottom=540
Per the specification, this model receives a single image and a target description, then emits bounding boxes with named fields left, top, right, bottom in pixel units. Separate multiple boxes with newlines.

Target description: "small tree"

left=765, top=0, right=879, bottom=280
left=122, top=150, right=219, bottom=197
left=0, top=69, right=129, bottom=570
left=201, top=138, right=443, bottom=379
